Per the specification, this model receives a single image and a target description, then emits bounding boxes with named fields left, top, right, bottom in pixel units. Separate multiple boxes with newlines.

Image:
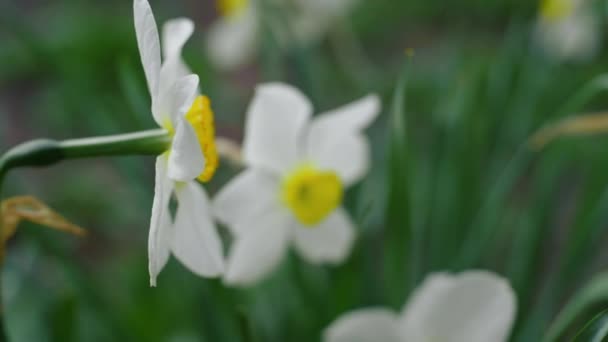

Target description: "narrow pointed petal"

left=206, top=9, right=258, bottom=70
left=134, top=0, right=162, bottom=119
left=400, top=271, right=516, bottom=342
left=243, top=83, right=312, bottom=174
left=310, top=95, right=380, bottom=134
left=212, top=169, right=281, bottom=236
left=224, top=212, right=293, bottom=286
left=324, top=309, right=402, bottom=342
left=308, top=133, right=370, bottom=186
left=293, top=207, right=355, bottom=264
left=156, top=74, right=199, bottom=127
left=162, top=18, right=194, bottom=60
left=168, top=118, right=205, bottom=182
left=158, top=18, right=195, bottom=93
left=173, top=182, right=224, bottom=277
left=148, top=155, right=174, bottom=286
left=306, top=95, right=380, bottom=185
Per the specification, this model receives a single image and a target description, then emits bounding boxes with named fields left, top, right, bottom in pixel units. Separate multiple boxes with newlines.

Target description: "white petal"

left=162, top=18, right=194, bottom=60
left=306, top=95, right=379, bottom=185
left=148, top=155, right=174, bottom=286
left=323, top=308, right=402, bottom=342
left=206, top=8, right=258, bottom=70
left=536, top=10, right=600, bottom=62
left=212, top=169, right=281, bottom=236
left=312, top=95, right=380, bottom=134
left=155, top=74, right=199, bottom=127
left=173, top=182, right=224, bottom=277
left=308, top=133, right=370, bottom=187
left=400, top=271, right=516, bottom=342
left=168, top=118, right=205, bottom=182
left=224, top=212, right=293, bottom=286
left=158, top=18, right=195, bottom=95
left=243, top=83, right=313, bottom=174
left=293, top=207, right=355, bottom=264
left=134, top=0, right=162, bottom=119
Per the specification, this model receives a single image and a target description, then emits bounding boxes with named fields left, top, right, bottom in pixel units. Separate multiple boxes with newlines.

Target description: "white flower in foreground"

left=324, top=271, right=517, bottom=342
left=535, top=0, right=600, bottom=62
left=206, top=0, right=358, bottom=70
left=134, top=0, right=224, bottom=286
left=213, top=83, right=380, bottom=286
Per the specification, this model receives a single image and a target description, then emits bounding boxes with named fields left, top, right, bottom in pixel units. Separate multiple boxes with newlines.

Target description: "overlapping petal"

left=212, top=169, right=281, bottom=236
left=155, top=74, right=199, bottom=128
left=323, top=308, right=403, bottom=342
left=310, top=95, right=380, bottom=135
left=293, top=207, right=355, bottom=264
left=224, top=211, right=293, bottom=286
left=400, top=271, right=516, bottom=342
left=306, top=95, right=379, bottom=185
left=148, top=155, right=174, bottom=286
left=308, top=133, right=369, bottom=186
left=160, top=18, right=195, bottom=95
left=168, top=118, right=205, bottom=182
left=243, top=83, right=313, bottom=174
left=173, top=182, right=224, bottom=277
left=162, top=18, right=194, bottom=60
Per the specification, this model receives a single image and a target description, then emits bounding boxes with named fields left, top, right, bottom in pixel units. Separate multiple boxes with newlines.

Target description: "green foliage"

left=2, top=0, right=608, bottom=341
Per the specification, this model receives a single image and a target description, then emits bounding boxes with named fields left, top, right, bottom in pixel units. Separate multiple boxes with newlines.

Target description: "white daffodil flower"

left=535, top=0, right=600, bottom=62
left=206, top=0, right=358, bottom=70
left=213, top=83, right=380, bottom=286
left=134, top=0, right=224, bottom=286
left=324, top=271, right=517, bottom=342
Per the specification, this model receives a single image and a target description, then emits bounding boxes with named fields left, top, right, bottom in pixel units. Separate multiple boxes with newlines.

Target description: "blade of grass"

left=384, top=52, right=415, bottom=307
left=543, top=272, right=608, bottom=342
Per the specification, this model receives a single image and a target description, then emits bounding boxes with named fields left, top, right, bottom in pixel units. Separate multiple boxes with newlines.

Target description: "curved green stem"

left=0, top=129, right=170, bottom=184
left=0, top=129, right=170, bottom=341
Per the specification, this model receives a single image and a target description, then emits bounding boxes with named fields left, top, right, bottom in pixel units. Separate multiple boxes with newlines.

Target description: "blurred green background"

left=3, top=0, right=608, bottom=341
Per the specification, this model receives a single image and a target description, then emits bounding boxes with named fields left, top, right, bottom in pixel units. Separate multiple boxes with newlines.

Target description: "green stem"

left=0, top=129, right=170, bottom=183
left=0, top=129, right=170, bottom=341
left=58, top=129, right=170, bottom=159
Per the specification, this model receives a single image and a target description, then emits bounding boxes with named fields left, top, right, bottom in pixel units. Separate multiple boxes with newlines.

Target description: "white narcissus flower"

left=206, top=0, right=358, bottom=70
left=324, top=271, right=517, bottom=342
left=213, top=83, right=380, bottom=286
left=535, top=0, right=600, bottom=62
left=134, top=0, right=224, bottom=286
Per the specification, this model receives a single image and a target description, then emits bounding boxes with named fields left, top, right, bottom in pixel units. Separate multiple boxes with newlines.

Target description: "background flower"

left=213, top=83, right=380, bottom=286
left=534, top=0, right=601, bottom=62
left=206, top=0, right=360, bottom=70
left=324, top=271, right=516, bottom=342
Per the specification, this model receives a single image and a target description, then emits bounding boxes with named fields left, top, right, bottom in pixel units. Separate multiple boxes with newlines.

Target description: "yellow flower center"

left=184, top=95, right=219, bottom=183
left=540, top=0, right=575, bottom=22
left=217, top=0, right=249, bottom=18
left=281, top=164, right=343, bottom=226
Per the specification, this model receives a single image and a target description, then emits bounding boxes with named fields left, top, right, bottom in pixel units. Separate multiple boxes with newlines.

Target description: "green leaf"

left=384, top=55, right=414, bottom=307
left=543, top=272, right=608, bottom=342
left=572, top=309, right=608, bottom=342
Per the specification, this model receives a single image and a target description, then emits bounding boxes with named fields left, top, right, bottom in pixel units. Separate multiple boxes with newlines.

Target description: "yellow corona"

left=281, top=164, right=343, bottom=226
left=185, top=96, right=219, bottom=182
left=217, top=0, right=249, bottom=18
left=540, top=0, right=575, bottom=22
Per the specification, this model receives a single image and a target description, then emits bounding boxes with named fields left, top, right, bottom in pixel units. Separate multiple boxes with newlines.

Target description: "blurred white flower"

left=535, top=0, right=600, bottom=62
left=324, top=271, right=516, bottom=342
left=134, top=0, right=224, bottom=286
left=213, top=83, right=380, bottom=286
left=206, top=0, right=358, bottom=70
